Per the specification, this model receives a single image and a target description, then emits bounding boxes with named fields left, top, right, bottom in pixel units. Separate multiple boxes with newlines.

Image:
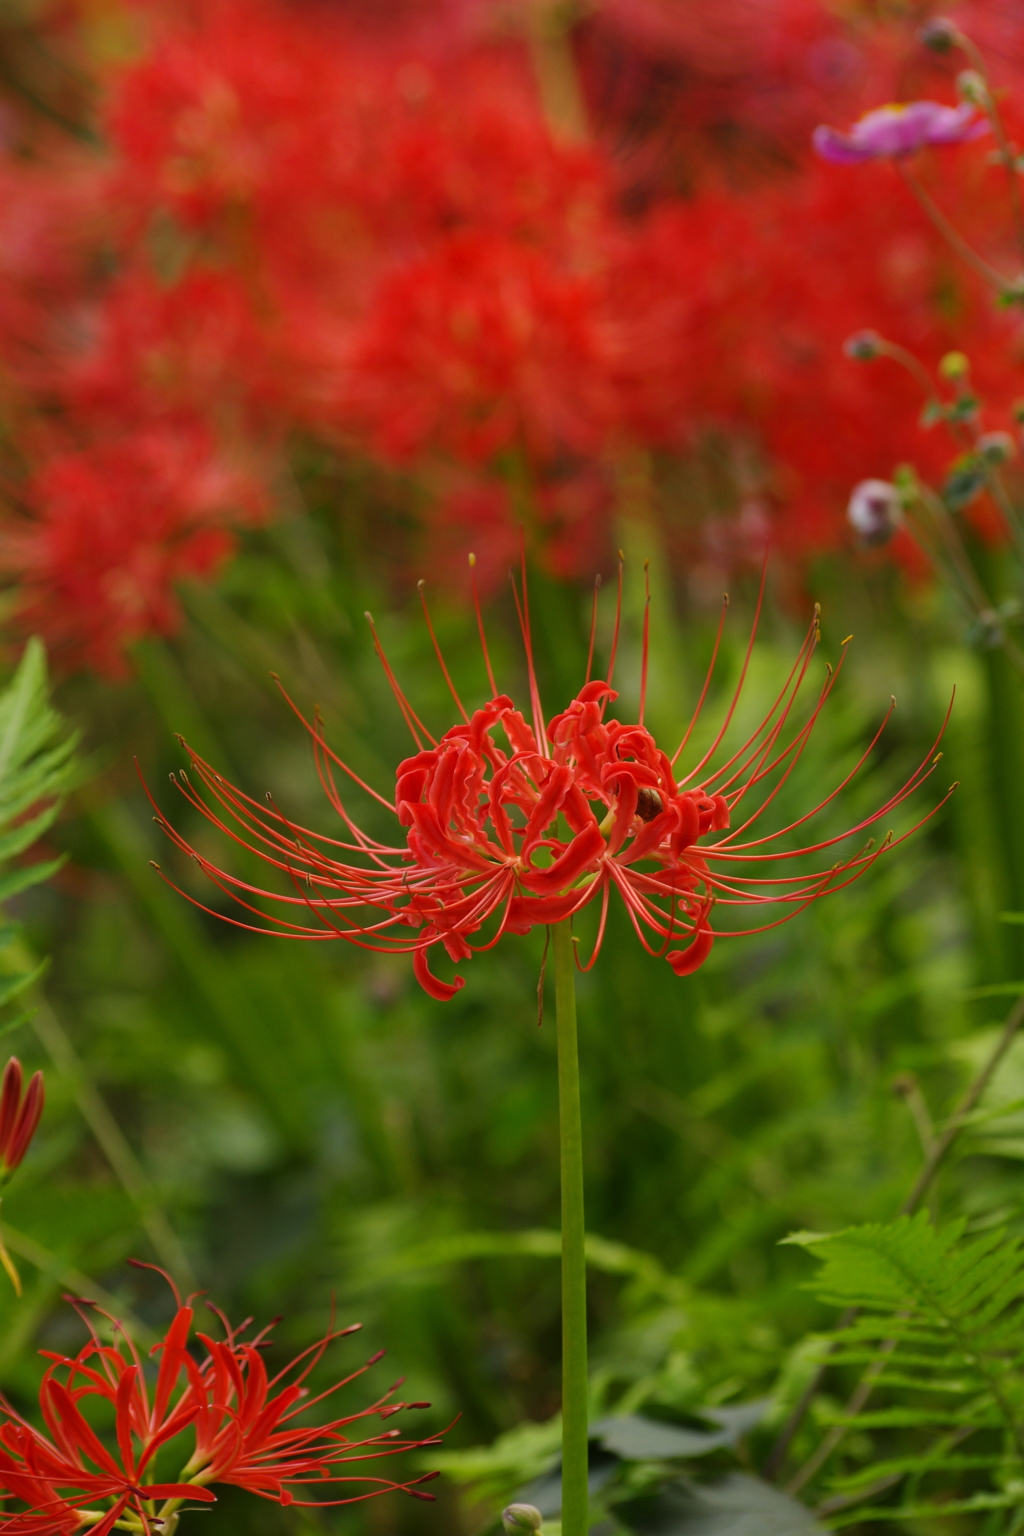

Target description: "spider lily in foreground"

left=143, top=556, right=952, bottom=1536
left=146, top=559, right=952, bottom=1001
left=0, top=1265, right=439, bottom=1535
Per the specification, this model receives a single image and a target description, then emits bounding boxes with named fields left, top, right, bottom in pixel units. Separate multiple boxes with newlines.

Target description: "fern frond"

left=0, top=640, right=79, bottom=1025
left=791, top=1213, right=1024, bottom=1523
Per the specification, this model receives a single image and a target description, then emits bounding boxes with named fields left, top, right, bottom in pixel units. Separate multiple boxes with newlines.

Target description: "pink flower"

left=813, top=100, right=988, bottom=164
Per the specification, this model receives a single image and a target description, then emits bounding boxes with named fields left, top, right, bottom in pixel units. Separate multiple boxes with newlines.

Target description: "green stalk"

left=552, top=919, right=588, bottom=1536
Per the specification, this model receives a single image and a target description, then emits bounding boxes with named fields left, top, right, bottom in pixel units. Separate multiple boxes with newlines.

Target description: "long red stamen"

left=418, top=580, right=469, bottom=724
left=585, top=575, right=601, bottom=686
left=607, top=551, right=624, bottom=687
left=365, top=613, right=437, bottom=749
left=638, top=560, right=651, bottom=727
left=672, top=593, right=728, bottom=768
left=510, top=539, right=548, bottom=755
left=469, top=553, right=499, bottom=697
left=676, top=574, right=774, bottom=787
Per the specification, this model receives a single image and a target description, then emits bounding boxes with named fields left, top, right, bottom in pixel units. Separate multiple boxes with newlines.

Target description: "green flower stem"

left=553, top=918, right=588, bottom=1536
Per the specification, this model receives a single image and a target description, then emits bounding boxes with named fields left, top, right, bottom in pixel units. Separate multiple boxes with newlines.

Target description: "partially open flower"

left=144, top=559, right=951, bottom=1001
left=0, top=1058, right=43, bottom=1179
left=0, top=1057, right=44, bottom=1297
left=813, top=101, right=987, bottom=165
left=847, top=479, right=903, bottom=546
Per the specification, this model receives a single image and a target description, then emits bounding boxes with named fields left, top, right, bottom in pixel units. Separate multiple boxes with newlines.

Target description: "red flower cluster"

left=0, top=1266, right=440, bottom=1534
left=146, top=564, right=950, bottom=1000
left=2, top=0, right=1023, bottom=667
left=9, top=425, right=265, bottom=676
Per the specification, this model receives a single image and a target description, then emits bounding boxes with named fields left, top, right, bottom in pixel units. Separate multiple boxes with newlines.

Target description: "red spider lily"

left=0, top=1265, right=441, bottom=1534
left=0, top=1059, right=43, bottom=1180
left=144, top=559, right=952, bottom=1001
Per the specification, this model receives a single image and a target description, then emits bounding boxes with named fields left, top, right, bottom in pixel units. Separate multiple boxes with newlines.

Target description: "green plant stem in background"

left=553, top=919, right=588, bottom=1536
left=29, top=984, right=195, bottom=1289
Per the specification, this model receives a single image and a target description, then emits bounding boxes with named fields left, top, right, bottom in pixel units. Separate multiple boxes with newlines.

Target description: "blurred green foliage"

left=6, top=487, right=1024, bottom=1533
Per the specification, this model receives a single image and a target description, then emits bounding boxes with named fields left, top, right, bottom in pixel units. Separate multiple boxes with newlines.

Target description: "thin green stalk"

left=553, top=919, right=588, bottom=1536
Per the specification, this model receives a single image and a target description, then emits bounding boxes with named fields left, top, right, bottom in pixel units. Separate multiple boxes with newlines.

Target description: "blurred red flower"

left=7, top=425, right=266, bottom=676
left=1, top=0, right=1023, bottom=666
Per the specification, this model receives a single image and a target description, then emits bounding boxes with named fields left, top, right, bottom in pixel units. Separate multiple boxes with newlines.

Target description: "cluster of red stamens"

left=0, top=1265, right=439, bottom=1534
left=146, top=558, right=951, bottom=1000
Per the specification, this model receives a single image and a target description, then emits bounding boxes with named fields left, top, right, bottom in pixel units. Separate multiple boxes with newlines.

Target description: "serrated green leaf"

left=801, top=1212, right=1024, bottom=1476
left=0, top=959, right=47, bottom=1009
left=0, top=857, right=65, bottom=904
left=0, top=803, right=60, bottom=865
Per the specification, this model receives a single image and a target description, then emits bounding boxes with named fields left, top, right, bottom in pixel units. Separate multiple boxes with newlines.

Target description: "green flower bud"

left=939, top=351, right=970, bottom=381
left=503, top=1505, right=544, bottom=1534
left=919, top=18, right=958, bottom=53
left=956, top=69, right=988, bottom=107
left=977, top=431, right=1016, bottom=465
left=843, top=330, right=882, bottom=361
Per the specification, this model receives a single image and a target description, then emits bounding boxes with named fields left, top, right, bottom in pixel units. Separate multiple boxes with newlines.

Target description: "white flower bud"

left=848, top=480, right=902, bottom=546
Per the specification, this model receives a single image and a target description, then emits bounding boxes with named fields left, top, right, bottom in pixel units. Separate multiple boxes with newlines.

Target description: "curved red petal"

left=413, top=945, right=465, bottom=1001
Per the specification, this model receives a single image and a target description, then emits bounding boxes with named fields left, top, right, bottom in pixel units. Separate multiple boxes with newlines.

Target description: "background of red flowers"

left=1, top=0, right=1023, bottom=672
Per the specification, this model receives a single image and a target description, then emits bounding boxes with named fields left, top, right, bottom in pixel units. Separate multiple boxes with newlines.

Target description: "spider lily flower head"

left=0, top=1263, right=441, bottom=1534
left=813, top=100, right=987, bottom=165
left=0, top=1059, right=43, bottom=1181
left=144, top=554, right=952, bottom=1003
